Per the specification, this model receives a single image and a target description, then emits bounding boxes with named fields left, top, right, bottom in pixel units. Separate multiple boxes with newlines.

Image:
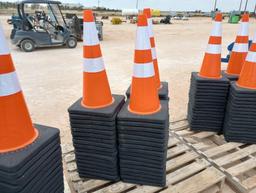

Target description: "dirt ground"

left=1, top=15, right=256, bottom=192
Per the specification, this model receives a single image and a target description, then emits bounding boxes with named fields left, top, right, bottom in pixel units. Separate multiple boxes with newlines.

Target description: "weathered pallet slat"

left=171, top=119, right=256, bottom=193
left=227, top=159, right=256, bottom=176
left=160, top=167, right=224, bottom=193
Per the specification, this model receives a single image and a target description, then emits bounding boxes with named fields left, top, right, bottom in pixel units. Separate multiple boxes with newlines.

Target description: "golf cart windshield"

left=21, top=1, right=66, bottom=29
left=48, top=3, right=65, bottom=27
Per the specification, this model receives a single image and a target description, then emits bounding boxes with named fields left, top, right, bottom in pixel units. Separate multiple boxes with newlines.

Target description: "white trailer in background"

left=122, top=9, right=139, bottom=16
left=122, top=9, right=139, bottom=21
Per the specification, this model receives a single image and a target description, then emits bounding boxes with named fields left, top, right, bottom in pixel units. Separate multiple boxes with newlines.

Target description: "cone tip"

left=83, top=10, right=95, bottom=22
left=143, top=8, right=151, bottom=18
left=137, top=14, right=148, bottom=26
left=215, top=12, right=222, bottom=22
left=242, top=13, right=249, bottom=22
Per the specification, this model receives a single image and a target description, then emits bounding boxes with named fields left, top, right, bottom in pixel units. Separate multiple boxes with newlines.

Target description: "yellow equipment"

left=111, top=18, right=122, bottom=25
left=152, top=9, right=161, bottom=17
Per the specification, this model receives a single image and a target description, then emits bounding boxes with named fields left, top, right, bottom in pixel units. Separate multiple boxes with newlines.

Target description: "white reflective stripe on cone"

left=0, top=71, right=21, bottom=97
left=151, top=47, right=157, bottom=59
left=206, top=44, right=221, bottom=54
left=246, top=51, right=256, bottom=63
left=83, top=57, right=105, bottom=73
left=135, top=27, right=151, bottom=50
left=232, top=43, right=248, bottom=53
left=210, top=22, right=222, bottom=37
left=238, top=22, right=249, bottom=36
left=0, top=24, right=10, bottom=55
left=147, top=18, right=154, bottom=37
left=133, top=62, right=155, bottom=78
left=83, top=22, right=99, bottom=46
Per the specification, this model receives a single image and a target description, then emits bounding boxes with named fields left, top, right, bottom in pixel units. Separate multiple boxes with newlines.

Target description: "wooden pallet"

left=171, top=119, right=256, bottom=193
left=62, top=134, right=225, bottom=193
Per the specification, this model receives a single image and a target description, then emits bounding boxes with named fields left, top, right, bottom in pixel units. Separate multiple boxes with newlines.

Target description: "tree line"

left=0, top=1, right=120, bottom=12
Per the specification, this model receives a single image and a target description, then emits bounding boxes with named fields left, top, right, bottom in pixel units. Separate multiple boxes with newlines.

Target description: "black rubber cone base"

left=187, top=72, right=229, bottom=132
left=117, top=99, right=169, bottom=187
left=0, top=140, right=60, bottom=185
left=222, top=71, right=239, bottom=81
left=190, top=72, right=229, bottom=84
left=224, top=82, right=256, bottom=144
left=126, top=81, right=169, bottom=100
left=69, top=95, right=126, bottom=181
left=0, top=124, right=63, bottom=193
left=68, top=95, right=125, bottom=118
left=117, top=100, right=168, bottom=124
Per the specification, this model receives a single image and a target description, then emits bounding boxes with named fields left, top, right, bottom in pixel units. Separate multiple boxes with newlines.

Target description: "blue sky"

left=6, top=0, right=256, bottom=11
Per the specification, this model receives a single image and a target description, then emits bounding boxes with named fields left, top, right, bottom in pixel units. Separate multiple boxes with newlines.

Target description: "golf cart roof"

left=18, top=0, right=61, bottom=5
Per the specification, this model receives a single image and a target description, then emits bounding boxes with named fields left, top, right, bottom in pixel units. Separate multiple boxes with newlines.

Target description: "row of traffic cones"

left=188, top=12, right=256, bottom=144
left=224, top=34, right=256, bottom=143
left=68, top=9, right=169, bottom=187
left=0, top=23, right=64, bottom=192
left=199, top=13, right=250, bottom=80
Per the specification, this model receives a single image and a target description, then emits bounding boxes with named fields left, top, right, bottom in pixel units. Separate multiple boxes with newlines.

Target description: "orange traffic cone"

left=0, top=23, right=38, bottom=153
left=199, top=12, right=222, bottom=79
left=143, top=8, right=161, bottom=89
left=129, top=14, right=161, bottom=115
left=237, top=32, right=256, bottom=89
left=82, top=10, right=113, bottom=108
left=226, top=13, right=249, bottom=76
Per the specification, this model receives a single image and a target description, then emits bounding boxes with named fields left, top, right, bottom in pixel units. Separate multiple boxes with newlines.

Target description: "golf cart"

left=10, top=0, right=77, bottom=52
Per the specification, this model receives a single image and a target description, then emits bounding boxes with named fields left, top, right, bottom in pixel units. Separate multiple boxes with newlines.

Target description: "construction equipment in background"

left=130, top=16, right=138, bottom=24
left=111, top=17, right=122, bottom=25
left=160, top=16, right=171, bottom=24
left=122, top=9, right=138, bottom=24
left=65, top=13, right=103, bottom=41
left=152, top=19, right=160, bottom=24
left=9, top=0, right=77, bottom=52
left=101, top=16, right=109, bottom=20
left=65, top=13, right=83, bottom=40
left=227, top=0, right=250, bottom=24
left=152, top=9, right=161, bottom=17
left=228, top=11, right=241, bottom=23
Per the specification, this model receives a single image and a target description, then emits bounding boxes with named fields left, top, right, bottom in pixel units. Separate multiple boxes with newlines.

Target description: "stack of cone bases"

left=225, top=13, right=249, bottom=81
left=126, top=8, right=169, bottom=100
left=117, top=14, right=169, bottom=187
left=224, top=32, right=256, bottom=144
left=0, top=23, right=64, bottom=193
left=187, top=13, right=230, bottom=132
left=68, top=10, right=125, bottom=181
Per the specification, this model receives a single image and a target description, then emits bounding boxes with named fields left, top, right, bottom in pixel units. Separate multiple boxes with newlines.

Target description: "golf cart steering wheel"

left=56, top=25, right=64, bottom=32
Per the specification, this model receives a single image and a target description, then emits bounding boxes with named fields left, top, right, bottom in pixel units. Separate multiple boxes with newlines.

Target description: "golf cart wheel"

left=21, top=39, right=35, bottom=52
left=66, top=37, right=77, bottom=49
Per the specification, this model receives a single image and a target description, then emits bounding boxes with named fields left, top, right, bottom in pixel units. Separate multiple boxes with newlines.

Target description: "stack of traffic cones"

left=0, top=23, right=63, bottom=193
left=224, top=32, right=256, bottom=144
left=68, top=10, right=125, bottom=181
left=187, top=13, right=229, bottom=132
left=224, top=13, right=249, bottom=81
left=126, top=8, right=169, bottom=100
left=117, top=14, right=169, bottom=187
